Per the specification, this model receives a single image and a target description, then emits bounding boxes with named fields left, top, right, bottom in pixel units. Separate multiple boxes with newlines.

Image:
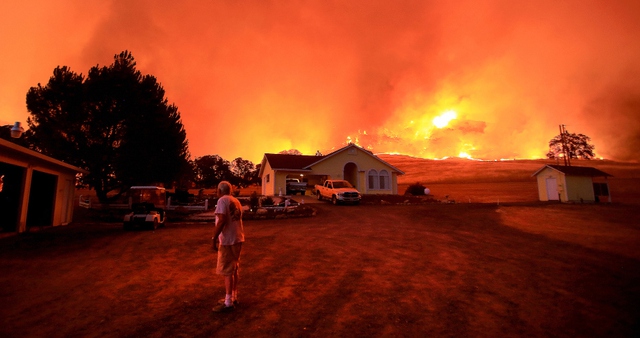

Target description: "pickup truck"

left=315, top=180, right=361, bottom=205
left=286, top=178, right=308, bottom=195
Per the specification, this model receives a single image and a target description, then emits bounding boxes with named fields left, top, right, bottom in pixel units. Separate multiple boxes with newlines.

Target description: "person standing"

left=211, top=181, right=245, bottom=312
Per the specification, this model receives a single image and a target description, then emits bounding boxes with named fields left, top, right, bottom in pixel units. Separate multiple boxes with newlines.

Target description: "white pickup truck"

left=315, top=180, right=361, bottom=205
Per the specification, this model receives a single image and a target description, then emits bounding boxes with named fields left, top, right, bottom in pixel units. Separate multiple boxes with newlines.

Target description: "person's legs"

left=232, top=267, right=239, bottom=300
left=229, top=244, right=242, bottom=303
left=224, top=275, right=234, bottom=306
left=214, top=244, right=242, bottom=311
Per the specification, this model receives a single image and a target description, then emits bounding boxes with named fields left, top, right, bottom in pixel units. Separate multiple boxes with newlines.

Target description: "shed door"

left=545, top=178, right=559, bottom=201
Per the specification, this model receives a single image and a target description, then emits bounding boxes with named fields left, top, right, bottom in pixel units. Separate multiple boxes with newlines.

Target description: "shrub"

left=405, top=182, right=427, bottom=196
left=249, top=191, right=260, bottom=211
left=261, top=196, right=275, bottom=206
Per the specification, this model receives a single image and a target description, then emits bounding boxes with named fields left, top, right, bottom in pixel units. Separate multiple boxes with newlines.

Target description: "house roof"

left=306, top=143, right=405, bottom=174
left=259, top=144, right=405, bottom=176
left=532, top=164, right=612, bottom=177
left=263, top=153, right=325, bottom=171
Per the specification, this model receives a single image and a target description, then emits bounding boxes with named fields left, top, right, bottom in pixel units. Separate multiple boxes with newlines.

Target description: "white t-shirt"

left=215, top=195, right=245, bottom=245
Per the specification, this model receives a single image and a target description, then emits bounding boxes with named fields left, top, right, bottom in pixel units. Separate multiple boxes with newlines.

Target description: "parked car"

left=286, top=178, right=308, bottom=195
left=123, top=186, right=167, bottom=230
left=314, top=180, right=361, bottom=205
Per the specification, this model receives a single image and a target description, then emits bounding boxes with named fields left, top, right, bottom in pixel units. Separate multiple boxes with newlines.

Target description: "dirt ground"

left=1, top=201, right=639, bottom=337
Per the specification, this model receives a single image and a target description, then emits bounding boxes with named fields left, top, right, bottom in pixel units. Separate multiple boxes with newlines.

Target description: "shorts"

left=216, top=242, right=243, bottom=276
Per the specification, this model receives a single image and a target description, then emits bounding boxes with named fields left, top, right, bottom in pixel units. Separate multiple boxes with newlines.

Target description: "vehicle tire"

left=332, top=196, right=338, bottom=205
left=150, top=219, right=158, bottom=230
left=317, top=192, right=322, bottom=200
left=123, top=222, right=132, bottom=231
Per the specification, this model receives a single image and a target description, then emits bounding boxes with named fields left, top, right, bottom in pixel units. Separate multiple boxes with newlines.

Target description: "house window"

left=368, top=169, right=378, bottom=189
left=266, top=174, right=270, bottom=183
left=379, top=170, right=389, bottom=190
left=593, top=182, right=609, bottom=196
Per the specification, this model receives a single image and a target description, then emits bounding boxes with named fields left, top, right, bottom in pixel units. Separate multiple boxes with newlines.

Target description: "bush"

left=261, top=196, right=275, bottom=206
left=249, top=191, right=260, bottom=211
left=405, top=182, right=427, bottom=196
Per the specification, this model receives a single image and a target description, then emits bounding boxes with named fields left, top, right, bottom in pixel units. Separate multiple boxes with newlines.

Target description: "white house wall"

left=261, top=161, right=275, bottom=196
left=261, top=145, right=403, bottom=196
left=309, top=148, right=399, bottom=194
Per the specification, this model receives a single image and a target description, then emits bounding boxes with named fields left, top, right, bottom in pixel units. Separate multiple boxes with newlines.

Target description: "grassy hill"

left=378, top=155, right=640, bottom=204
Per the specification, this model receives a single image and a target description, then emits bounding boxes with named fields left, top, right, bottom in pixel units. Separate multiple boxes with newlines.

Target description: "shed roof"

left=0, top=138, right=89, bottom=174
left=532, top=164, right=612, bottom=177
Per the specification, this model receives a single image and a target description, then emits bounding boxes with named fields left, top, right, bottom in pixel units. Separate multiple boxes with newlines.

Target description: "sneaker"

left=212, top=303, right=235, bottom=313
left=218, top=298, right=239, bottom=306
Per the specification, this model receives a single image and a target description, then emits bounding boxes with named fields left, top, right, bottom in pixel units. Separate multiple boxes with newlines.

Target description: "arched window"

left=368, top=169, right=378, bottom=189
left=379, top=170, right=390, bottom=190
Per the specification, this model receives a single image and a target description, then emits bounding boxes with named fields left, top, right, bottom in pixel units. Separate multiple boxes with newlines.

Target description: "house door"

left=27, top=170, right=57, bottom=227
left=343, top=163, right=358, bottom=189
left=545, top=178, right=559, bottom=201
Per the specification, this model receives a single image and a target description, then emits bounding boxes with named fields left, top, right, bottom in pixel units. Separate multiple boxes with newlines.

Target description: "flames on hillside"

left=338, top=104, right=547, bottom=161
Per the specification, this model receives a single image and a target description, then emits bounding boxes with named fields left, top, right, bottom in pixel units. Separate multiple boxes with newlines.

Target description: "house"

left=532, top=164, right=612, bottom=203
left=0, top=138, right=88, bottom=233
left=258, top=144, right=405, bottom=196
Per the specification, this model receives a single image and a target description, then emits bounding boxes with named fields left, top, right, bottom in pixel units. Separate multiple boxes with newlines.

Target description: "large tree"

left=26, top=51, right=190, bottom=202
left=193, top=155, right=232, bottom=188
left=229, top=157, right=256, bottom=188
left=546, top=131, right=596, bottom=161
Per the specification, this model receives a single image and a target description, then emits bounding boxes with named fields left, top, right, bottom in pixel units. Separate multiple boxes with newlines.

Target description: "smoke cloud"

left=1, top=0, right=639, bottom=162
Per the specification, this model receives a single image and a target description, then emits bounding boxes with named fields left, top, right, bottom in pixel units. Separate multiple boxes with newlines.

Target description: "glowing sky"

left=1, top=1, right=639, bottom=162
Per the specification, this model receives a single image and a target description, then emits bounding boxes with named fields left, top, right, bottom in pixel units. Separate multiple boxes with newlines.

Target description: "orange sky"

left=1, top=1, right=639, bottom=163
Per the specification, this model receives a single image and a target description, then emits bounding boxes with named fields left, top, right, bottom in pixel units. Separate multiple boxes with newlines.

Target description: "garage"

left=0, top=138, right=88, bottom=233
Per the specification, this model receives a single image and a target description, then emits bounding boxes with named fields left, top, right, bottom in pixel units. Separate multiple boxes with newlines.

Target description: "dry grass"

left=1, top=202, right=639, bottom=337
left=379, top=155, right=640, bottom=204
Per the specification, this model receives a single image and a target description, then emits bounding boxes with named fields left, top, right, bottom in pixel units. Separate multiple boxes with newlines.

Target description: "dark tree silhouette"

left=193, top=155, right=232, bottom=188
left=547, top=131, right=595, bottom=160
left=230, top=157, right=256, bottom=188
left=249, top=163, right=262, bottom=186
left=26, top=51, right=190, bottom=202
left=279, top=149, right=302, bottom=155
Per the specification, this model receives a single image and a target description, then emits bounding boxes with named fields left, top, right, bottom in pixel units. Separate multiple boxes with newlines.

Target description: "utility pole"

left=559, top=124, right=571, bottom=166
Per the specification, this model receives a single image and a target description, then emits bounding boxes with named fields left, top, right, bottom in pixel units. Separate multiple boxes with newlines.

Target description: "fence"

left=78, top=195, right=210, bottom=211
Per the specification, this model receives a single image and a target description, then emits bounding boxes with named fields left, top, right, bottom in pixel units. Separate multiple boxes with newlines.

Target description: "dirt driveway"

left=1, top=202, right=639, bottom=337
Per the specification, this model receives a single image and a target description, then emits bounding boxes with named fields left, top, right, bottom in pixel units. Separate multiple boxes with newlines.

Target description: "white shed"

left=0, top=138, right=88, bottom=233
left=532, top=164, right=612, bottom=203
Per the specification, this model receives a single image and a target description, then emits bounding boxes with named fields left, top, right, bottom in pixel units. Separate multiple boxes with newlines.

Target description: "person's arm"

left=212, top=212, right=228, bottom=251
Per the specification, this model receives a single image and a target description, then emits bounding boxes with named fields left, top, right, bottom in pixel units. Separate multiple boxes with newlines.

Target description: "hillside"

left=378, top=154, right=640, bottom=204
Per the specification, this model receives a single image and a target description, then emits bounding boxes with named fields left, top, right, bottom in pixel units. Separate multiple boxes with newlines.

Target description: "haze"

left=1, top=0, right=639, bottom=163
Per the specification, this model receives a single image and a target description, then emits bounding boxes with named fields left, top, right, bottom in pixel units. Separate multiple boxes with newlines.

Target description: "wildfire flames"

left=2, top=1, right=640, bottom=162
